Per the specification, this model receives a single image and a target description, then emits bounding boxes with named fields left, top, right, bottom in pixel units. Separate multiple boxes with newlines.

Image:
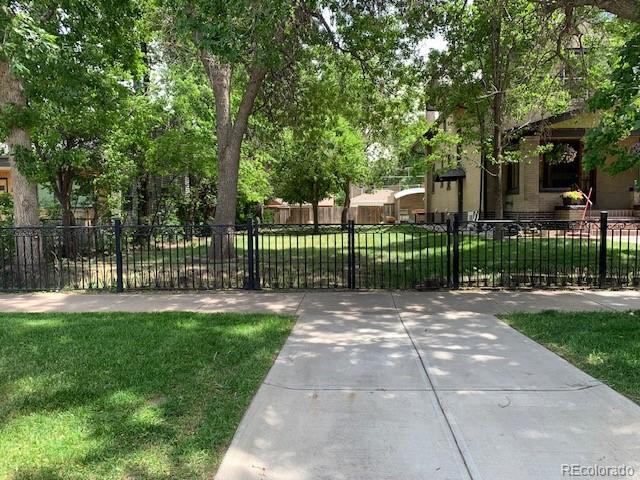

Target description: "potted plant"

left=561, top=191, right=584, bottom=206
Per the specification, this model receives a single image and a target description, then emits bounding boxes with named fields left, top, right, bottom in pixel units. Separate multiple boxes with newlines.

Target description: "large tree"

left=0, top=1, right=141, bottom=277
left=25, top=62, right=132, bottom=234
left=584, top=25, right=639, bottom=173
left=159, top=1, right=307, bottom=231
left=159, top=1, right=408, bottom=257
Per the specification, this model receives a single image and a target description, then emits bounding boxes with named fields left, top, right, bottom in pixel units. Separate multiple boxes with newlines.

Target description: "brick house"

left=424, top=109, right=640, bottom=220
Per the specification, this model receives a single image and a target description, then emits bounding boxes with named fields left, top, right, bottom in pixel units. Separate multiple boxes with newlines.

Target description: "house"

left=345, top=185, right=426, bottom=223
left=0, top=156, right=11, bottom=194
left=0, top=157, right=96, bottom=225
left=266, top=186, right=426, bottom=224
left=424, top=109, right=640, bottom=220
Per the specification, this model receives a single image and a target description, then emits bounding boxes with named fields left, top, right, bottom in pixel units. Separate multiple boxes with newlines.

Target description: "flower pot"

left=562, top=197, right=583, bottom=206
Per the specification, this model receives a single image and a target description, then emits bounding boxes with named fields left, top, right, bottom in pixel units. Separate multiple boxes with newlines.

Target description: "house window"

left=446, top=181, right=451, bottom=191
left=506, top=163, right=519, bottom=194
left=540, top=140, right=582, bottom=190
left=0, top=178, right=8, bottom=193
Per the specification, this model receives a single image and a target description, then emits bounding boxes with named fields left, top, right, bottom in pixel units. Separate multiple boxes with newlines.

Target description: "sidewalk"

left=216, top=291, right=640, bottom=480
left=3, top=289, right=640, bottom=315
left=0, top=291, right=304, bottom=314
left=2, top=290, right=640, bottom=479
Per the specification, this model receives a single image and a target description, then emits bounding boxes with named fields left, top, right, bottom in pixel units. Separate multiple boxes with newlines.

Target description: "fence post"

left=114, top=218, right=124, bottom=293
left=254, top=221, right=261, bottom=289
left=452, top=213, right=461, bottom=289
left=347, top=220, right=356, bottom=289
left=599, top=211, right=608, bottom=288
left=446, top=215, right=452, bottom=287
left=352, top=220, right=357, bottom=289
left=246, top=218, right=255, bottom=290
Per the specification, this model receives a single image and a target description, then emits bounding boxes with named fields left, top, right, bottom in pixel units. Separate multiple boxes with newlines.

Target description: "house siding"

left=424, top=111, right=640, bottom=218
left=396, top=193, right=424, bottom=220
left=505, top=134, right=640, bottom=213
left=595, top=136, right=638, bottom=210
left=505, top=135, right=565, bottom=213
left=425, top=146, right=483, bottom=215
left=0, top=166, right=12, bottom=193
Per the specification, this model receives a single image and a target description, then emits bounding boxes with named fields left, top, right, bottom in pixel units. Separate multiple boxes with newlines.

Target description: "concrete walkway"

left=2, top=290, right=640, bottom=479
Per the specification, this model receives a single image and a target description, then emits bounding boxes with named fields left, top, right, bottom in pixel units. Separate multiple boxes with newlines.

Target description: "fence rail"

left=2, top=212, right=640, bottom=292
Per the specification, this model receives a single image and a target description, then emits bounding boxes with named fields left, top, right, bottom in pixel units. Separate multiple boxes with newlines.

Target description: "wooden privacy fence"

left=270, top=205, right=346, bottom=224
left=269, top=205, right=384, bottom=224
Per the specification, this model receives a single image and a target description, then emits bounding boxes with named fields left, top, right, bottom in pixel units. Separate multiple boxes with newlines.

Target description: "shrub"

left=0, top=193, right=13, bottom=226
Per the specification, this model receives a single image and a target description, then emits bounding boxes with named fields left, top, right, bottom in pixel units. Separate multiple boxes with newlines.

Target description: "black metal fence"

left=1, top=212, right=640, bottom=292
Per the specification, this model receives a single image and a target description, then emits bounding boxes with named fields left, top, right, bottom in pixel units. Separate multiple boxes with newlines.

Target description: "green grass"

left=501, top=310, right=640, bottom=404
left=0, top=312, right=295, bottom=479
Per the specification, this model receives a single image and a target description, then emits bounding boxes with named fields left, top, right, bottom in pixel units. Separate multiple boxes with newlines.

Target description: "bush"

left=0, top=193, right=13, bottom=226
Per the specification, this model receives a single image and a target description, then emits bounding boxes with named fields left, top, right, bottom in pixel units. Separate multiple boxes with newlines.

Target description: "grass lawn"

left=501, top=310, right=640, bottom=404
left=0, top=312, right=295, bottom=479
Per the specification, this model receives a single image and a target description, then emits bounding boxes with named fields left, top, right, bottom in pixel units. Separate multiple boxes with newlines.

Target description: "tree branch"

left=539, top=0, right=639, bottom=22
left=311, top=10, right=370, bottom=77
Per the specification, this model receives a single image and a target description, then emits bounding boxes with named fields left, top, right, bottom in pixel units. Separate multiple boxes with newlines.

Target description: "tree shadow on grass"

left=0, top=312, right=293, bottom=479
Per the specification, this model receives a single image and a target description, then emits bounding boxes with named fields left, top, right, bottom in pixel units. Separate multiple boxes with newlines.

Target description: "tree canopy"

left=0, top=0, right=637, bottom=240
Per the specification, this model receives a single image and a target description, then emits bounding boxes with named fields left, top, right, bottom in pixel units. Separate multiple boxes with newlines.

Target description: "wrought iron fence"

left=1, top=212, right=639, bottom=291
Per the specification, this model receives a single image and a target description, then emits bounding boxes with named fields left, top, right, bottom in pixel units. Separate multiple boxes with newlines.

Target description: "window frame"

left=506, top=162, right=520, bottom=194
left=539, top=139, right=583, bottom=192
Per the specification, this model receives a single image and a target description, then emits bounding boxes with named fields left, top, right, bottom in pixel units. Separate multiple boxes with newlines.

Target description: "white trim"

left=393, top=187, right=425, bottom=199
left=352, top=201, right=385, bottom=207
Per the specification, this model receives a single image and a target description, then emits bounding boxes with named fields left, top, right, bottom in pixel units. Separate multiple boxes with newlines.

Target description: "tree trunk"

left=209, top=145, right=242, bottom=262
left=341, top=182, right=351, bottom=225
left=476, top=108, right=488, bottom=218
left=492, top=99, right=505, bottom=221
left=0, top=59, right=41, bottom=287
left=53, top=171, right=77, bottom=257
left=200, top=51, right=267, bottom=262
left=491, top=1, right=506, bottom=239
left=60, top=199, right=77, bottom=258
left=213, top=144, right=242, bottom=227
left=312, top=199, right=320, bottom=233
left=138, top=173, right=151, bottom=224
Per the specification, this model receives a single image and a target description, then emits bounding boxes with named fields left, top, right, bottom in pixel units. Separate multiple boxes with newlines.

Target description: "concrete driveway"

left=2, top=290, right=640, bottom=479
left=214, top=291, right=640, bottom=480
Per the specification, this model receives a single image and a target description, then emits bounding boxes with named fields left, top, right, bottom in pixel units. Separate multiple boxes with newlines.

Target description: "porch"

left=459, top=208, right=640, bottom=222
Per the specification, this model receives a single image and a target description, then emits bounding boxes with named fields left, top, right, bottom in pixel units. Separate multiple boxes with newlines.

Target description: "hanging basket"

left=547, top=144, right=578, bottom=165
